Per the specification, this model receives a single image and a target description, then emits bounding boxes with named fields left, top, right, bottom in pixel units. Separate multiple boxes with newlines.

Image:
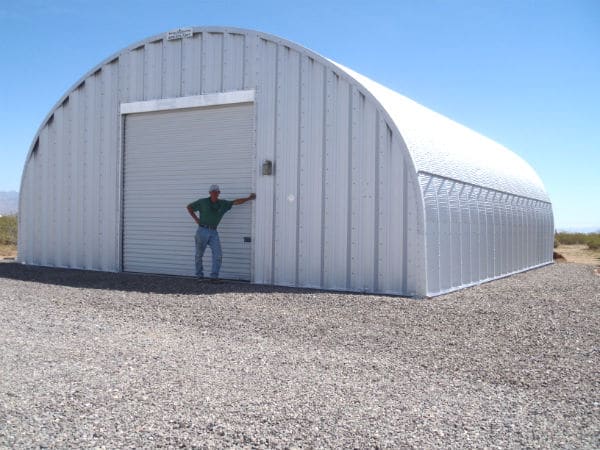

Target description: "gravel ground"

left=0, top=262, right=598, bottom=449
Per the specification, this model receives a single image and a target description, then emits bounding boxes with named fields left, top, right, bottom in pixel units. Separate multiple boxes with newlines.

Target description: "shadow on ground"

left=0, top=262, right=400, bottom=298
left=0, top=262, right=304, bottom=296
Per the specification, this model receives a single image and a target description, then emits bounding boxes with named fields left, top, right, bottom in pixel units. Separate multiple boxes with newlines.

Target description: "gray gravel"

left=0, top=262, right=598, bottom=449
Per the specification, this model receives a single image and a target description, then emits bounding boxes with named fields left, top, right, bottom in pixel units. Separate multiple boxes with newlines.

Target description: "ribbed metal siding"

left=419, top=172, right=553, bottom=296
left=122, top=104, right=254, bottom=279
left=18, top=61, right=120, bottom=271
left=253, top=40, right=423, bottom=295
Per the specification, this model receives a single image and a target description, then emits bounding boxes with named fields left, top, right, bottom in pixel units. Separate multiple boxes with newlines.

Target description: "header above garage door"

left=120, top=89, right=255, bottom=115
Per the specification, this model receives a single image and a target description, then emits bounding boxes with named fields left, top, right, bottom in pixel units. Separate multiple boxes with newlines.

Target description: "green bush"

left=555, top=231, right=600, bottom=251
left=587, top=235, right=600, bottom=250
left=0, top=215, right=18, bottom=245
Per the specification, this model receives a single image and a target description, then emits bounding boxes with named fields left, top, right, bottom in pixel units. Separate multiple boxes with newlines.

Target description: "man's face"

left=209, top=190, right=220, bottom=202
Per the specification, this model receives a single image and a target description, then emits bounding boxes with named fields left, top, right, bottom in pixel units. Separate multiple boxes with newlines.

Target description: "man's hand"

left=248, top=193, right=256, bottom=200
left=187, top=206, right=200, bottom=224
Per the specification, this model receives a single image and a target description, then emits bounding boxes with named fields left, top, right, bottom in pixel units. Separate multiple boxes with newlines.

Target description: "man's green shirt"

left=188, top=197, right=234, bottom=227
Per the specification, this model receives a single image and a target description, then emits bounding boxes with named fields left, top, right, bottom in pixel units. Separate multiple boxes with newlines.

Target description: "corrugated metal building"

left=18, top=27, right=554, bottom=296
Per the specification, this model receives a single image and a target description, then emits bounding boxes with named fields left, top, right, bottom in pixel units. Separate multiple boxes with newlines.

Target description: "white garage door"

left=123, top=103, right=254, bottom=280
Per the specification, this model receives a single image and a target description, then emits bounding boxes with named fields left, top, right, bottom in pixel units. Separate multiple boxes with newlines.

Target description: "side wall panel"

left=253, top=38, right=277, bottom=285
left=322, top=73, right=351, bottom=290
left=418, top=173, right=553, bottom=296
left=421, top=175, right=440, bottom=294
left=350, top=90, right=377, bottom=292
left=272, top=46, right=300, bottom=286
left=297, top=56, right=325, bottom=288
left=378, top=129, right=408, bottom=294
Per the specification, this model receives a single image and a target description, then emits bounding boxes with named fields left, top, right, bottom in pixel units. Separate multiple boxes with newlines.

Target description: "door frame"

left=117, top=90, right=256, bottom=278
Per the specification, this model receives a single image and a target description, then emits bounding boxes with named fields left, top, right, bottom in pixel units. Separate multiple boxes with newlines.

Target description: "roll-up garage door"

left=123, top=103, right=254, bottom=279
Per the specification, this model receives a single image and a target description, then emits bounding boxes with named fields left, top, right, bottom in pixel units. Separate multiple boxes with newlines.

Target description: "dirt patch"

left=0, top=244, right=17, bottom=260
left=554, top=244, right=600, bottom=266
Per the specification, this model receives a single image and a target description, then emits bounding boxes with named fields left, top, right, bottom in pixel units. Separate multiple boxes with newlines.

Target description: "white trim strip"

left=120, top=90, right=255, bottom=114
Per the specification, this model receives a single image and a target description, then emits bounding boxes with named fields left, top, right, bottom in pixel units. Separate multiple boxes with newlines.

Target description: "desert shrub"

left=587, top=235, right=600, bottom=250
left=0, top=215, right=18, bottom=245
left=555, top=232, right=588, bottom=245
left=555, top=231, right=600, bottom=250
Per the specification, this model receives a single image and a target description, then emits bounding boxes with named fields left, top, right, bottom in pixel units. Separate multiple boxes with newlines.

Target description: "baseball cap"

left=209, top=184, right=220, bottom=193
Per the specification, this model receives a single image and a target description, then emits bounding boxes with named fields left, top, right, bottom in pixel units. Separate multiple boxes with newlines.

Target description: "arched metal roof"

left=335, top=63, right=550, bottom=202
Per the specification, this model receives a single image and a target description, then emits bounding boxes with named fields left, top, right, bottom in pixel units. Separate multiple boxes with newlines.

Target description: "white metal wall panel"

left=485, top=193, right=493, bottom=279
left=516, top=198, right=525, bottom=269
left=449, top=182, right=462, bottom=288
left=224, top=33, right=245, bottom=91
left=164, top=39, right=182, bottom=98
left=503, top=194, right=511, bottom=275
left=468, top=186, right=481, bottom=284
left=19, top=60, right=120, bottom=272
left=459, top=185, right=472, bottom=286
left=537, top=202, right=546, bottom=265
left=418, top=172, right=553, bottom=296
left=39, top=118, right=50, bottom=266
left=508, top=196, right=517, bottom=272
left=61, top=100, right=72, bottom=267
left=128, top=47, right=145, bottom=102
left=57, top=105, right=70, bottom=267
left=181, top=33, right=203, bottom=97
left=350, top=91, right=377, bottom=292
left=71, top=90, right=83, bottom=268
left=493, top=194, right=502, bottom=278
left=253, top=38, right=277, bottom=285
left=437, top=179, right=452, bottom=292
left=123, top=103, right=254, bottom=279
left=322, top=73, right=351, bottom=291
left=406, top=169, right=426, bottom=296
left=529, top=200, right=537, bottom=267
left=243, top=33, right=257, bottom=91
left=100, top=62, right=120, bottom=271
left=203, top=33, right=224, bottom=93
left=144, top=40, right=163, bottom=100
left=298, top=56, right=325, bottom=288
left=83, top=75, right=97, bottom=269
left=422, top=176, right=440, bottom=294
left=39, top=118, right=51, bottom=266
left=273, top=46, right=300, bottom=286
left=376, top=122, right=393, bottom=292
left=378, top=126, right=408, bottom=294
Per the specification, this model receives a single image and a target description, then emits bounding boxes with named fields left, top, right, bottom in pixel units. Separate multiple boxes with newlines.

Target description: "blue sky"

left=1, top=0, right=598, bottom=231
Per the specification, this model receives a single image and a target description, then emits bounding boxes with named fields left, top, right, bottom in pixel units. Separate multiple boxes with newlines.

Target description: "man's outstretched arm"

left=232, top=193, right=256, bottom=206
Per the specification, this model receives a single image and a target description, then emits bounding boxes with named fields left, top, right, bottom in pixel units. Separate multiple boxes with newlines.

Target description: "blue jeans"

left=195, top=226, right=222, bottom=278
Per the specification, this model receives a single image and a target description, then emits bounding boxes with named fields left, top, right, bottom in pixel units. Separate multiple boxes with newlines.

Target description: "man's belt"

left=199, top=224, right=217, bottom=230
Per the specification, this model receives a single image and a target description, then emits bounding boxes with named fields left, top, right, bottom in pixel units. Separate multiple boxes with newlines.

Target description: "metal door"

left=123, top=103, right=254, bottom=279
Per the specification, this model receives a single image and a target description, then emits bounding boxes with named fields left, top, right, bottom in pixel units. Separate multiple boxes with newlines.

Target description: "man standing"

left=186, top=184, right=256, bottom=281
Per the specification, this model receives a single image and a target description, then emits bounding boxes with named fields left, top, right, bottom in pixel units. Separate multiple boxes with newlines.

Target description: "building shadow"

left=0, top=262, right=409, bottom=299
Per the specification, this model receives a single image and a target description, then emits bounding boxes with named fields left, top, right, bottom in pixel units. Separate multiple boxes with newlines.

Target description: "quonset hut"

left=18, top=27, right=554, bottom=296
